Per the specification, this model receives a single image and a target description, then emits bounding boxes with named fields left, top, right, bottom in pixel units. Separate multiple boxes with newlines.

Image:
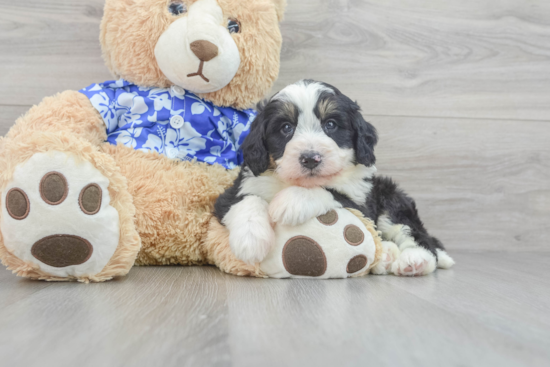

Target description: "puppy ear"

left=272, top=0, right=287, bottom=21
left=241, top=112, right=270, bottom=176
left=350, top=106, right=378, bottom=167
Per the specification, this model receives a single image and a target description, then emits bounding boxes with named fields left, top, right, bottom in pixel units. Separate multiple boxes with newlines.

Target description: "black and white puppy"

left=215, top=80, right=455, bottom=276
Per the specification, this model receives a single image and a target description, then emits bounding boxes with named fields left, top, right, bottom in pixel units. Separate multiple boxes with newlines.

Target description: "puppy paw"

left=371, top=241, right=400, bottom=275
left=228, top=226, right=274, bottom=265
left=223, top=196, right=274, bottom=264
left=391, top=247, right=436, bottom=276
left=269, top=186, right=340, bottom=226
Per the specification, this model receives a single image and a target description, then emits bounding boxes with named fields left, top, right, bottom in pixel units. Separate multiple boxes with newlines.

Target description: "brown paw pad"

left=40, top=172, right=68, bottom=205
left=6, top=188, right=30, bottom=220
left=31, top=235, right=93, bottom=268
left=283, top=236, right=327, bottom=277
left=317, top=210, right=338, bottom=226
left=347, top=255, right=368, bottom=274
left=79, top=184, right=102, bottom=215
left=344, top=224, right=364, bottom=246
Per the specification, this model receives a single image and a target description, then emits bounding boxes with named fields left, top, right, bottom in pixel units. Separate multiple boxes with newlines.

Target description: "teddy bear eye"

left=227, top=19, right=241, bottom=34
left=168, top=1, right=187, bottom=16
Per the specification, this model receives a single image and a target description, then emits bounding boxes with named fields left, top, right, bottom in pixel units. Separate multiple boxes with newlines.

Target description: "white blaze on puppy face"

left=155, top=0, right=241, bottom=93
left=273, top=81, right=355, bottom=188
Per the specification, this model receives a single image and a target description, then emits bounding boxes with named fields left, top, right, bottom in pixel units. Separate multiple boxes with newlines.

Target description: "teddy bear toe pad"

left=1, top=152, right=120, bottom=278
left=261, top=208, right=377, bottom=279
left=282, top=236, right=327, bottom=276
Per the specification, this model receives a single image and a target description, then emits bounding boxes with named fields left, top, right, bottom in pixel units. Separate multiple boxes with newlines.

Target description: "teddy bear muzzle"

left=154, top=0, right=241, bottom=94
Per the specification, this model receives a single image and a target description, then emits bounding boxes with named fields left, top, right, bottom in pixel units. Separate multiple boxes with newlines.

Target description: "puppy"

left=214, top=80, right=455, bottom=276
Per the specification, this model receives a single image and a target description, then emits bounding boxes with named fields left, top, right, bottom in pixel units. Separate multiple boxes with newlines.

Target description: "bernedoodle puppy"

left=215, top=80, right=455, bottom=276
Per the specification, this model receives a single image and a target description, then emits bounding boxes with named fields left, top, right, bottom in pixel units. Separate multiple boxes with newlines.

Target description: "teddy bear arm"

left=6, top=91, right=106, bottom=146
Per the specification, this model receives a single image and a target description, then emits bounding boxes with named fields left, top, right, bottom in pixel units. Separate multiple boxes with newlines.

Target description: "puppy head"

left=242, top=80, right=378, bottom=187
left=101, top=0, right=286, bottom=109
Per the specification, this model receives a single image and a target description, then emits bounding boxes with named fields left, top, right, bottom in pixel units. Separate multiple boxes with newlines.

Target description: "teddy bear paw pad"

left=260, top=208, right=377, bottom=279
left=282, top=236, right=327, bottom=277
left=1, top=151, right=120, bottom=278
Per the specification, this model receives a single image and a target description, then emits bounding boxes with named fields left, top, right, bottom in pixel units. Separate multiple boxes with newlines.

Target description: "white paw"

left=1, top=152, right=120, bottom=278
left=391, top=247, right=436, bottom=276
left=223, top=196, right=274, bottom=264
left=436, top=249, right=456, bottom=269
left=268, top=186, right=340, bottom=226
left=371, top=241, right=400, bottom=275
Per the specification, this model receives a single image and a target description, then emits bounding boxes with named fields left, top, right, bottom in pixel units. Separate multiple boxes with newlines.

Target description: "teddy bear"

left=0, top=0, right=383, bottom=282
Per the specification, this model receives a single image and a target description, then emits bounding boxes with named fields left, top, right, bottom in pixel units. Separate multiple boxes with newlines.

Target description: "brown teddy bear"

left=0, top=0, right=383, bottom=282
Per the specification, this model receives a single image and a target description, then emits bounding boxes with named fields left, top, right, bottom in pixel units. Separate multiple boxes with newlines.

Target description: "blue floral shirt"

left=79, top=79, right=256, bottom=169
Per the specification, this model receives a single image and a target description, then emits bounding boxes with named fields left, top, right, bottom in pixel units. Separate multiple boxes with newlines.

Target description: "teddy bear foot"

left=1, top=151, right=122, bottom=279
left=260, top=208, right=380, bottom=279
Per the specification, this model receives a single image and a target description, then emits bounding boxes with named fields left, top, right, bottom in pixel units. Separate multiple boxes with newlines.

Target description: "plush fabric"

left=0, top=115, right=140, bottom=282
left=101, top=143, right=238, bottom=267
left=101, top=0, right=284, bottom=110
left=2, top=0, right=384, bottom=282
left=259, top=208, right=382, bottom=279
left=1, top=151, right=121, bottom=278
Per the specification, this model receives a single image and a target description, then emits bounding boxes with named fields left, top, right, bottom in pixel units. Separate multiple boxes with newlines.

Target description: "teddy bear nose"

left=190, top=40, right=219, bottom=62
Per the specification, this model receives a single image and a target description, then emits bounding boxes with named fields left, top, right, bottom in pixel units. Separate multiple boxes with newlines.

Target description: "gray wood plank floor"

left=1, top=252, right=549, bottom=367
left=0, top=0, right=549, bottom=366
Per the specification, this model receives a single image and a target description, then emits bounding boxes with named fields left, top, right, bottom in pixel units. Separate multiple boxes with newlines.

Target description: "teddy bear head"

left=100, top=0, right=286, bottom=110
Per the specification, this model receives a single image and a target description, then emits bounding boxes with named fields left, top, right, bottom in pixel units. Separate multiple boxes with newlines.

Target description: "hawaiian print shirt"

left=79, top=79, right=256, bottom=169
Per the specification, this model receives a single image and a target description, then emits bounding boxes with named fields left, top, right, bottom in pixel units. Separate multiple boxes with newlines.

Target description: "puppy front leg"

left=222, top=195, right=275, bottom=265
left=269, top=186, right=342, bottom=226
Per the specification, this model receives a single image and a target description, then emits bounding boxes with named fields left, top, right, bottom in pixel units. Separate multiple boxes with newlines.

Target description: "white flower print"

left=80, top=79, right=254, bottom=168
left=108, top=79, right=127, bottom=88
left=141, top=133, right=163, bottom=154
left=215, top=112, right=249, bottom=151
left=116, top=92, right=148, bottom=127
left=89, top=92, right=117, bottom=133
left=140, top=123, right=206, bottom=159
left=166, top=123, right=207, bottom=159
left=147, top=89, right=172, bottom=111
left=189, top=95, right=212, bottom=115
left=113, top=127, right=143, bottom=149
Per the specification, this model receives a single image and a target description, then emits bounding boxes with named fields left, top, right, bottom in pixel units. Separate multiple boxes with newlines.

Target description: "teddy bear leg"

left=0, top=133, right=140, bottom=282
left=201, top=217, right=265, bottom=277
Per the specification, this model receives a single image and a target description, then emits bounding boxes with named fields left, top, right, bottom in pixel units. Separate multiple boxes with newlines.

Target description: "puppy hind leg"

left=377, top=214, right=437, bottom=276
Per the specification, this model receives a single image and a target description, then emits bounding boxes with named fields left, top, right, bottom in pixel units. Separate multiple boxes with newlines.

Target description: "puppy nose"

left=300, top=152, right=322, bottom=169
left=190, top=40, right=219, bottom=62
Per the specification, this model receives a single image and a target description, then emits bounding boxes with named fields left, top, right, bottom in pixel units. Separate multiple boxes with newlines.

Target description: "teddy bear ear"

left=272, top=0, right=287, bottom=21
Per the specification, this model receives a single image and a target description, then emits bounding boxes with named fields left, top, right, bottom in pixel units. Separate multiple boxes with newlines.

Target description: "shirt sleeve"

left=79, top=82, right=118, bottom=134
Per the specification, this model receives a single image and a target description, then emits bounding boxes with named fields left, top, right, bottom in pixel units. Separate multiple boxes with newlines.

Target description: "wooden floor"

left=1, top=0, right=549, bottom=366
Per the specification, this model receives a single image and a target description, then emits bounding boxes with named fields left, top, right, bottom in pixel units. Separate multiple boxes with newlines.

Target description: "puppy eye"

left=281, top=123, right=294, bottom=135
left=168, top=1, right=187, bottom=16
left=228, top=19, right=241, bottom=34
left=325, top=120, right=337, bottom=131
